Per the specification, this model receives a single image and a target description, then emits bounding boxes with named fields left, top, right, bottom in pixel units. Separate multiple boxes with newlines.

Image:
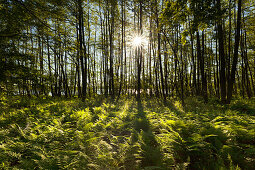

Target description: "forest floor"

left=0, top=95, right=255, bottom=169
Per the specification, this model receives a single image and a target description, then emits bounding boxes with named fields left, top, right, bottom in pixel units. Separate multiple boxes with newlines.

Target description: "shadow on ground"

left=130, top=100, right=164, bottom=169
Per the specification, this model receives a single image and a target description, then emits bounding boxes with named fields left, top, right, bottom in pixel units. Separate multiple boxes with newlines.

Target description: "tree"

left=227, top=0, right=242, bottom=103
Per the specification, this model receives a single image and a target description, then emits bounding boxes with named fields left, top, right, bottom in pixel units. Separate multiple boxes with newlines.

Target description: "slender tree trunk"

left=227, top=0, right=242, bottom=103
left=201, top=31, right=208, bottom=102
left=197, top=31, right=208, bottom=103
left=156, top=6, right=165, bottom=102
left=217, top=0, right=227, bottom=103
left=109, top=3, right=115, bottom=99
left=78, top=0, right=87, bottom=99
left=189, top=22, right=196, bottom=96
left=47, top=36, right=53, bottom=97
left=137, top=0, right=142, bottom=100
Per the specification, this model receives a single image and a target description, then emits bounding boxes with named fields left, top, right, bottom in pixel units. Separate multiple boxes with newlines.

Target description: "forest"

left=0, top=0, right=255, bottom=169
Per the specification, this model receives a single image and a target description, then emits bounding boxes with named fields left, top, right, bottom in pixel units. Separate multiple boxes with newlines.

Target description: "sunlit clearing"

left=132, top=36, right=143, bottom=47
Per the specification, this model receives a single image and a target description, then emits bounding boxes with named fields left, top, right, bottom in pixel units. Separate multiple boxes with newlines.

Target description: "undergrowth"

left=0, top=96, right=254, bottom=169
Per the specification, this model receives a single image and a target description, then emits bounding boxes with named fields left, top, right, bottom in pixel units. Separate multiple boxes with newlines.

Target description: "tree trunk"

left=227, top=0, right=242, bottom=104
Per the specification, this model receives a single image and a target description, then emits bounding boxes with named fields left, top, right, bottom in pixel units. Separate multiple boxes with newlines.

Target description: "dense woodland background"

left=1, top=0, right=255, bottom=169
left=0, top=0, right=254, bottom=103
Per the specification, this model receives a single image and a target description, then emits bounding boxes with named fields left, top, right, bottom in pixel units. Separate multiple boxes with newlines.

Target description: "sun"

left=130, top=34, right=148, bottom=49
left=133, top=36, right=143, bottom=47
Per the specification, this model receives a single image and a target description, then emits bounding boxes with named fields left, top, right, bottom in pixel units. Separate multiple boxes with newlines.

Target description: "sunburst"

left=132, top=34, right=147, bottom=48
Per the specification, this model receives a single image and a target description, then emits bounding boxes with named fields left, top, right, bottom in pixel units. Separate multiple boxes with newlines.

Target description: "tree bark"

left=227, top=0, right=242, bottom=104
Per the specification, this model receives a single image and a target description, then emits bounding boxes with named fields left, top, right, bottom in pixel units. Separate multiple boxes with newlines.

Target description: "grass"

left=0, top=95, right=255, bottom=169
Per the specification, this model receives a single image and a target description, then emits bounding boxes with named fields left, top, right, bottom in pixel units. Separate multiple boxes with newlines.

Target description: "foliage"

left=1, top=96, right=254, bottom=169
